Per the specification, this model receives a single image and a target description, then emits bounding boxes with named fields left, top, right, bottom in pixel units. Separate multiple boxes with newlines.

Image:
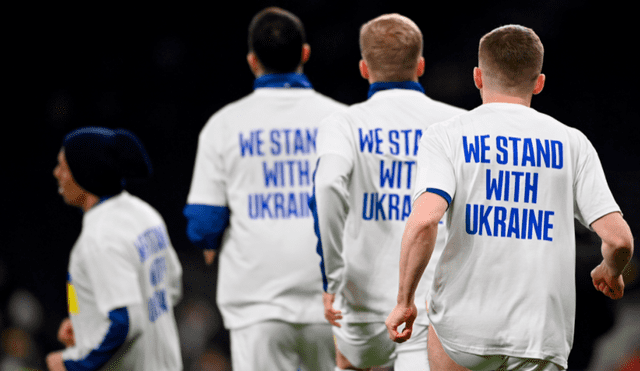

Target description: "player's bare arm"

left=590, top=211, right=634, bottom=299
left=386, top=192, right=447, bottom=342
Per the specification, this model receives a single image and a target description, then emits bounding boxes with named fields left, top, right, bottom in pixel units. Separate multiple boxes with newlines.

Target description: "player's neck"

left=253, top=66, right=304, bottom=78
left=481, top=89, right=532, bottom=107
left=367, top=74, right=419, bottom=84
left=81, top=194, right=100, bottom=212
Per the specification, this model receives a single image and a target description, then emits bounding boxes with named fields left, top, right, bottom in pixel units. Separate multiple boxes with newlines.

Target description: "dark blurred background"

left=3, top=1, right=639, bottom=370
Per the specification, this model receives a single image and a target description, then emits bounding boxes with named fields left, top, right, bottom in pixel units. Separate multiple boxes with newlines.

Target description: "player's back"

left=421, top=102, right=620, bottom=367
left=116, top=193, right=183, bottom=371
left=71, top=192, right=183, bottom=371
left=319, top=88, right=465, bottom=322
left=194, top=88, right=346, bottom=329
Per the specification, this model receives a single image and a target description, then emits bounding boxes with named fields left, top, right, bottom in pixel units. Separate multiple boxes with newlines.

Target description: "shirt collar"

left=368, top=81, right=425, bottom=98
left=98, top=195, right=116, bottom=205
left=80, top=194, right=116, bottom=216
left=254, top=73, right=313, bottom=90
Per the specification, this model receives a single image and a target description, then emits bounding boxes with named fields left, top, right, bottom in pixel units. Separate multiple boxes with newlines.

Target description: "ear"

left=416, top=57, right=425, bottom=77
left=301, top=43, right=311, bottom=65
left=533, top=73, right=545, bottom=95
left=359, top=59, right=369, bottom=80
left=473, top=67, right=483, bottom=89
left=246, top=52, right=256, bottom=70
left=247, top=52, right=260, bottom=76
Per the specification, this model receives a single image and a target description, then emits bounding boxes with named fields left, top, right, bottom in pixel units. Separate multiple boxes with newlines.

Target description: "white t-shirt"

left=63, top=191, right=183, bottom=371
left=186, top=87, right=346, bottom=329
left=415, top=103, right=620, bottom=368
left=315, top=88, right=466, bottom=323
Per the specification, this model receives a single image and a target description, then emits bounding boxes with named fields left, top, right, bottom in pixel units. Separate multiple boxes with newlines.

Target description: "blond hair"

left=359, top=14, right=423, bottom=81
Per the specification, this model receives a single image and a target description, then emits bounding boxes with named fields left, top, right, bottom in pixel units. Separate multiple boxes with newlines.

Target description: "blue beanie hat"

left=62, top=127, right=152, bottom=197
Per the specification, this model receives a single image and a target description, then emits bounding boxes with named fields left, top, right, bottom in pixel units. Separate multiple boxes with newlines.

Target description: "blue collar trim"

left=368, top=81, right=425, bottom=98
left=254, top=73, right=313, bottom=90
left=98, top=195, right=116, bottom=205
left=80, top=194, right=115, bottom=215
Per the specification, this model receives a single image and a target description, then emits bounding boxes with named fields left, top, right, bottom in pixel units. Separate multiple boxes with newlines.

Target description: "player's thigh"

left=296, top=323, right=336, bottom=371
left=229, top=320, right=299, bottom=371
left=428, top=326, right=563, bottom=371
left=427, top=325, right=468, bottom=371
left=440, top=345, right=562, bottom=371
left=503, top=358, right=563, bottom=371
left=450, top=353, right=562, bottom=371
left=333, top=322, right=396, bottom=369
left=394, top=324, right=429, bottom=371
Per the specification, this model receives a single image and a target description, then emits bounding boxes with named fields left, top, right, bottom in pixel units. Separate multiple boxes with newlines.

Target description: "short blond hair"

left=479, top=25, right=544, bottom=93
left=359, top=14, right=423, bottom=81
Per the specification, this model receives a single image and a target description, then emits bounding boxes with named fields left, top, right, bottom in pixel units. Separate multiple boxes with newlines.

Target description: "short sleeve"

left=413, top=124, right=456, bottom=204
left=317, top=113, right=355, bottom=168
left=187, top=118, right=228, bottom=206
left=573, top=134, right=620, bottom=227
left=83, top=234, right=143, bottom=316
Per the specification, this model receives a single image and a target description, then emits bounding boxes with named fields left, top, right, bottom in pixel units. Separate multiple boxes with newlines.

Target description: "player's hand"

left=46, top=351, right=67, bottom=371
left=203, top=250, right=217, bottom=266
left=323, top=292, right=342, bottom=327
left=385, top=303, right=417, bottom=343
left=57, top=318, right=75, bottom=347
left=591, top=261, right=625, bottom=299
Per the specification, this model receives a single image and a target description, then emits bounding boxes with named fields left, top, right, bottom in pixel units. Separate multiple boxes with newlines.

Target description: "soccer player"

left=312, top=14, right=466, bottom=370
left=386, top=25, right=634, bottom=371
left=47, top=127, right=183, bottom=371
left=183, top=7, right=346, bottom=371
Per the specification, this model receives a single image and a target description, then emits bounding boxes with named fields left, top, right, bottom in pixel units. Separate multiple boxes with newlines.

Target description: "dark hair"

left=479, top=25, right=544, bottom=91
left=62, top=127, right=152, bottom=196
left=248, top=7, right=306, bottom=73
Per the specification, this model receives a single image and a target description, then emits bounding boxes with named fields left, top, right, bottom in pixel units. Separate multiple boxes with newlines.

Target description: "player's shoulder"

left=330, top=93, right=389, bottom=119
left=421, top=97, right=468, bottom=129
left=86, top=193, right=163, bottom=238
left=192, top=93, right=255, bottom=144
left=556, top=122, right=594, bottom=153
left=318, top=102, right=362, bottom=134
left=75, top=193, right=169, bottom=262
left=428, top=107, right=469, bottom=130
left=526, top=106, right=592, bottom=142
left=424, top=95, right=468, bottom=115
left=286, top=89, right=349, bottom=125
left=366, top=90, right=467, bottom=123
left=537, top=110, right=586, bottom=137
left=201, top=90, right=345, bottom=135
left=308, top=89, right=348, bottom=108
left=201, top=93, right=256, bottom=129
